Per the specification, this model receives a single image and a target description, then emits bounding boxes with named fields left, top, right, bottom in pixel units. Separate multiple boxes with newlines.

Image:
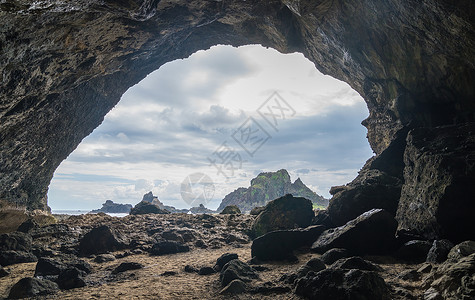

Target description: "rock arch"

left=0, top=0, right=474, bottom=239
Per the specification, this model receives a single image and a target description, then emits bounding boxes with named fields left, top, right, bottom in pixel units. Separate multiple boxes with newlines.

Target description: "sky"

left=47, top=44, right=374, bottom=211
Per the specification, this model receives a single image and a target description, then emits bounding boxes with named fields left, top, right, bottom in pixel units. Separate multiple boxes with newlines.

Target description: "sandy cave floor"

left=0, top=244, right=425, bottom=299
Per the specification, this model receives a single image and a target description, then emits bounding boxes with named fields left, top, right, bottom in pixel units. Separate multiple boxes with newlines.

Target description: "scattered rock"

left=130, top=201, right=170, bottom=215
left=198, top=266, right=216, bottom=275
left=57, top=268, right=86, bottom=289
left=447, top=240, right=475, bottom=260
left=112, top=262, right=144, bottom=274
left=251, top=194, right=314, bottom=238
left=423, top=253, right=475, bottom=299
left=295, top=258, right=326, bottom=278
left=251, top=225, right=325, bottom=261
left=330, top=257, right=383, bottom=272
left=215, top=253, right=238, bottom=271
left=398, top=269, right=421, bottom=281
left=35, top=257, right=65, bottom=276
left=219, top=279, right=247, bottom=295
left=79, top=225, right=128, bottom=256
left=312, top=209, right=397, bottom=255
left=294, top=268, right=390, bottom=300
left=0, top=265, right=9, bottom=277
left=0, top=250, right=37, bottom=266
left=220, top=259, right=258, bottom=287
left=320, top=248, right=350, bottom=265
left=426, top=239, right=454, bottom=263
left=161, top=230, right=184, bottom=243
left=184, top=265, right=197, bottom=273
left=149, top=241, right=189, bottom=256
left=35, top=256, right=92, bottom=276
left=418, top=263, right=433, bottom=273
left=220, top=205, right=241, bottom=215
left=397, top=240, right=432, bottom=263
left=194, top=239, right=208, bottom=249
left=115, top=251, right=133, bottom=259
left=8, top=277, right=59, bottom=299
left=17, top=219, right=39, bottom=233
left=160, top=271, right=177, bottom=276
left=424, top=287, right=443, bottom=300
left=94, top=254, right=116, bottom=263
left=0, top=232, right=32, bottom=252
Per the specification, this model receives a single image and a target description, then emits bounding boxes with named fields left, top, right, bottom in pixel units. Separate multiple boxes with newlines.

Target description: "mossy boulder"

left=250, top=194, right=314, bottom=238
left=220, top=205, right=241, bottom=215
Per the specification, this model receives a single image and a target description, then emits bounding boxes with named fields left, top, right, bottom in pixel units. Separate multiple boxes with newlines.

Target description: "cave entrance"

left=47, top=45, right=372, bottom=212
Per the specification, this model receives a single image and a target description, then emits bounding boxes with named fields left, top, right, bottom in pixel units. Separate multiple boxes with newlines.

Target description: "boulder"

left=327, top=169, right=402, bottom=227
left=198, top=266, right=216, bottom=275
left=161, top=230, right=184, bottom=243
left=251, top=225, right=325, bottom=261
left=17, top=219, right=39, bottom=233
left=0, top=232, right=32, bottom=252
left=220, top=205, right=241, bottom=215
left=330, top=257, right=383, bottom=272
left=0, top=250, right=37, bottom=266
left=215, top=253, right=238, bottom=271
left=219, top=279, right=247, bottom=295
left=94, top=254, right=116, bottom=263
left=0, top=265, right=10, bottom=277
left=130, top=201, right=170, bottom=215
left=35, top=256, right=92, bottom=276
left=447, top=240, right=475, bottom=260
left=78, top=225, right=128, bottom=256
left=220, top=259, right=259, bottom=287
left=56, top=268, right=86, bottom=289
left=149, top=241, right=189, bottom=256
left=396, top=124, right=475, bottom=242
left=396, top=240, right=433, bottom=263
left=251, top=194, right=314, bottom=238
left=295, top=258, right=326, bottom=279
left=8, top=277, right=58, bottom=299
left=294, top=268, right=390, bottom=300
left=423, top=253, right=475, bottom=299
left=311, top=209, right=397, bottom=255
left=35, top=257, right=65, bottom=276
left=426, top=240, right=454, bottom=263
left=320, top=248, right=350, bottom=265
left=112, top=262, right=144, bottom=274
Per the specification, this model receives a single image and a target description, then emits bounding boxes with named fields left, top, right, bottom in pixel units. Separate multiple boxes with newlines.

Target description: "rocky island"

left=90, top=200, right=132, bottom=214
left=217, top=169, right=328, bottom=213
left=0, top=0, right=474, bottom=299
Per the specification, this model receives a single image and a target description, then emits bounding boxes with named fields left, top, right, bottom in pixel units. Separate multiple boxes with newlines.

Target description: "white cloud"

left=48, top=45, right=372, bottom=211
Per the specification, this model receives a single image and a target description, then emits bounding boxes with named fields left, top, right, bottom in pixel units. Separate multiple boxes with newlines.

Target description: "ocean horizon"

left=52, top=209, right=129, bottom=218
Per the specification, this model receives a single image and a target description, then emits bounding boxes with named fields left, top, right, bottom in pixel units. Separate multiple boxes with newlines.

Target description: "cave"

left=1, top=0, right=474, bottom=251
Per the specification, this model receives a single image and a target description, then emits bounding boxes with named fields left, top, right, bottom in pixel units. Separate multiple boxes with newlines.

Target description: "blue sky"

left=47, top=45, right=374, bottom=210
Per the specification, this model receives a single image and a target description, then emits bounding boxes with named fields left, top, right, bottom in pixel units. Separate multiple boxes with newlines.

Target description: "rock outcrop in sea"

left=90, top=200, right=132, bottom=214
left=217, top=169, right=327, bottom=213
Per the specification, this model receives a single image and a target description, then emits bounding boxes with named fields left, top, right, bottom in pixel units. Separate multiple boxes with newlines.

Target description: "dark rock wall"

left=0, top=0, right=474, bottom=233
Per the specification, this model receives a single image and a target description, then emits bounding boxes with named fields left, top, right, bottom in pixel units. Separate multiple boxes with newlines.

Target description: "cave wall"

left=0, top=0, right=474, bottom=232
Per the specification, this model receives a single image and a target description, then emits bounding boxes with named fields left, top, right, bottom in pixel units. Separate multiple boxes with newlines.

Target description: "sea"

left=51, top=210, right=129, bottom=218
